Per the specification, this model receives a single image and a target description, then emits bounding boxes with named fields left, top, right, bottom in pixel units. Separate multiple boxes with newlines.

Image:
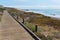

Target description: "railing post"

left=22, top=18, right=24, bottom=24
left=35, top=25, right=38, bottom=32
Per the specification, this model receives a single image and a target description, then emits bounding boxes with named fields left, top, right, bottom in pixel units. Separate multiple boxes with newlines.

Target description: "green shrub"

left=25, top=22, right=35, bottom=32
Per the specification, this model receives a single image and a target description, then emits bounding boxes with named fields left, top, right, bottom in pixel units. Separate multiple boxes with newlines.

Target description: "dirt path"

left=0, top=10, right=34, bottom=40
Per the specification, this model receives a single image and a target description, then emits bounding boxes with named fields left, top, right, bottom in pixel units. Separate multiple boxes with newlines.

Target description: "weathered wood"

left=22, top=18, right=24, bottom=24
left=35, top=25, right=38, bottom=32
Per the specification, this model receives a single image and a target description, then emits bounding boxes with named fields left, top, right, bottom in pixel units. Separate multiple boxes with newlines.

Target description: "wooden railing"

left=9, top=13, right=41, bottom=40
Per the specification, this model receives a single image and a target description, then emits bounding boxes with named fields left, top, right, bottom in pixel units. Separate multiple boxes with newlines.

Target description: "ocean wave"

left=23, top=9, right=60, bottom=18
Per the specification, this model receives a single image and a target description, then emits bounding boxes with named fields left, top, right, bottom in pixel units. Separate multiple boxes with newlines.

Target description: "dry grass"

left=6, top=8, right=60, bottom=40
left=0, top=15, right=2, bottom=21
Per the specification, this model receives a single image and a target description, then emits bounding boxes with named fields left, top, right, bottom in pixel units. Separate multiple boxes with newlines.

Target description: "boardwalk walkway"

left=0, top=10, right=34, bottom=40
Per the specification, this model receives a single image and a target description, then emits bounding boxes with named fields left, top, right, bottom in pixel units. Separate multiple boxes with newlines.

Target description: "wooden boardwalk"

left=0, top=10, right=34, bottom=40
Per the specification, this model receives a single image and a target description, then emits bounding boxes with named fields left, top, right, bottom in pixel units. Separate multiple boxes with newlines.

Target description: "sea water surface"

left=22, top=9, right=60, bottom=18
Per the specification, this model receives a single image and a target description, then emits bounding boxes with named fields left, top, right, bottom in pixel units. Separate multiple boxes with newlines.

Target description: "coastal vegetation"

left=0, top=8, right=5, bottom=12
left=6, top=8, right=60, bottom=40
left=0, top=15, right=2, bottom=21
left=0, top=8, right=5, bottom=21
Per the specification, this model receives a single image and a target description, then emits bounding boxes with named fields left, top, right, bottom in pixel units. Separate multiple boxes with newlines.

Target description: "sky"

left=0, top=0, right=60, bottom=9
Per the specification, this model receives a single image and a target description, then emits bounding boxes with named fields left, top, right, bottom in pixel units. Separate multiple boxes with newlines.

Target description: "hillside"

left=5, top=7, right=60, bottom=40
left=6, top=8, right=60, bottom=29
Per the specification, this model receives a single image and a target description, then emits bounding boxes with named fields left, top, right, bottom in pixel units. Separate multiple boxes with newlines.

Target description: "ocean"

left=23, top=9, right=60, bottom=18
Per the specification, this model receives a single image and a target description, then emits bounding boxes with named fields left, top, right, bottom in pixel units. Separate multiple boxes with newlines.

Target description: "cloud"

left=51, top=0, right=60, bottom=3
left=14, top=0, right=29, bottom=2
left=4, top=5, right=60, bottom=9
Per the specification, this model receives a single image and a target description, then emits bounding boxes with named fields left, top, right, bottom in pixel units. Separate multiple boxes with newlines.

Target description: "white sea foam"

left=25, top=10, right=60, bottom=18
left=20, top=9, right=60, bottom=19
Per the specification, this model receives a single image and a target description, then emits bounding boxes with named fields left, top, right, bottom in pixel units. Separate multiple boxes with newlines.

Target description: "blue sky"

left=0, top=0, right=60, bottom=9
